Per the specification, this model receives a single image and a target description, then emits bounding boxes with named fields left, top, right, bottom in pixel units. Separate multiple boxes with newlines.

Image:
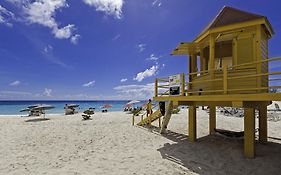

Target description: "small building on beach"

left=153, top=6, right=281, bottom=158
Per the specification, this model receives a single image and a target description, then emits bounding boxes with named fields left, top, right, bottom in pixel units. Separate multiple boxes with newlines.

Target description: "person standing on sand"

left=146, top=99, right=152, bottom=125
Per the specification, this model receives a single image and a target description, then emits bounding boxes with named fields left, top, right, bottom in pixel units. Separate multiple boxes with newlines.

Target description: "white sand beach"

left=0, top=109, right=280, bottom=175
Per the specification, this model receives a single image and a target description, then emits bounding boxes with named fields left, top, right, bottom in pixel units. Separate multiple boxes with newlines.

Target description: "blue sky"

left=0, top=0, right=280, bottom=100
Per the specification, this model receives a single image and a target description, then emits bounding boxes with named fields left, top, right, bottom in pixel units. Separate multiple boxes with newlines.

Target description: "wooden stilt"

left=244, top=108, right=255, bottom=158
left=209, top=106, right=216, bottom=134
left=132, top=115, right=135, bottom=125
left=159, top=116, right=161, bottom=128
left=259, top=105, right=267, bottom=143
left=160, top=101, right=173, bottom=134
left=188, top=106, right=197, bottom=142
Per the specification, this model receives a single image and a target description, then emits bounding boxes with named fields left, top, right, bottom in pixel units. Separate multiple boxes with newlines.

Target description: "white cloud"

left=152, top=0, right=162, bottom=7
left=24, top=0, right=65, bottom=28
left=83, top=80, right=96, bottom=87
left=0, top=90, right=31, bottom=96
left=9, top=80, right=21, bottom=86
left=134, top=65, right=159, bottom=82
left=136, top=43, right=146, bottom=53
left=120, top=78, right=127, bottom=82
left=63, top=93, right=128, bottom=100
left=0, top=88, right=55, bottom=99
left=0, top=5, right=14, bottom=27
left=19, top=0, right=79, bottom=42
left=146, top=54, right=159, bottom=61
left=53, top=24, right=75, bottom=39
left=113, top=83, right=154, bottom=100
left=43, top=88, right=52, bottom=97
left=70, top=34, right=81, bottom=44
left=42, top=44, right=70, bottom=68
left=112, top=34, right=121, bottom=41
left=83, top=0, right=124, bottom=19
left=43, top=44, right=53, bottom=53
left=5, top=0, right=27, bottom=4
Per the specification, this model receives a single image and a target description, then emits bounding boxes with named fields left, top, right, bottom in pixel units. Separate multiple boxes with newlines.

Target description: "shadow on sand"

left=25, top=118, right=50, bottom=122
left=141, top=125, right=281, bottom=175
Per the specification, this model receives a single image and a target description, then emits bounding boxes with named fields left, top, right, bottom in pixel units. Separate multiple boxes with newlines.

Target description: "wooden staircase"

left=136, top=101, right=176, bottom=132
left=137, top=109, right=162, bottom=126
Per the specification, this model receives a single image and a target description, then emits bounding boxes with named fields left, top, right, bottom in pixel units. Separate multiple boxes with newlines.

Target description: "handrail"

left=157, top=85, right=170, bottom=88
left=269, top=78, right=281, bottom=81
left=227, top=86, right=281, bottom=92
left=132, top=104, right=159, bottom=126
left=184, top=57, right=281, bottom=78
left=187, top=89, right=224, bottom=94
left=229, top=57, right=281, bottom=69
left=187, top=78, right=223, bottom=84
left=155, top=56, right=281, bottom=97
left=138, top=104, right=159, bottom=125
left=157, top=78, right=169, bottom=82
left=227, top=71, right=281, bottom=80
left=157, top=89, right=170, bottom=96
left=186, top=68, right=223, bottom=76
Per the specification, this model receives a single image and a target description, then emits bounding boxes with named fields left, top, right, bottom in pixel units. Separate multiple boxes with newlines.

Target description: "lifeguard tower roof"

left=172, top=6, right=274, bottom=56
left=200, top=6, right=274, bottom=35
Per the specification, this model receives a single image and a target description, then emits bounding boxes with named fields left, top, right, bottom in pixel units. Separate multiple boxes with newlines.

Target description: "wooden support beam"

left=181, top=73, right=185, bottom=96
left=160, top=101, right=173, bottom=134
left=200, top=49, right=204, bottom=72
left=188, top=56, right=192, bottom=93
left=188, top=106, right=197, bottom=142
left=191, top=54, right=197, bottom=79
left=209, top=35, right=215, bottom=70
left=259, top=105, right=268, bottom=143
left=154, top=93, right=281, bottom=102
left=209, top=35, right=215, bottom=90
left=244, top=108, right=256, bottom=158
left=223, top=65, right=228, bottom=94
left=256, top=25, right=262, bottom=92
left=209, top=106, right=216, bottom=134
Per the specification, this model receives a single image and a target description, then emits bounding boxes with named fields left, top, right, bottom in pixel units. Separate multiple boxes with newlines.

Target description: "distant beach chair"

left=102, top=109, right=108, bottom=113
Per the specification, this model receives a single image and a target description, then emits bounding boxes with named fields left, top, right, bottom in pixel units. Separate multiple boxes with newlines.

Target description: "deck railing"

left=155, top=57, right=281, bottom=97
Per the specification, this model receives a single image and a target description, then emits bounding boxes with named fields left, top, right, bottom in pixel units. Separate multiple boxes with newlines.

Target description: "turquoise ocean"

left=0, top=101, right=145, bottom=115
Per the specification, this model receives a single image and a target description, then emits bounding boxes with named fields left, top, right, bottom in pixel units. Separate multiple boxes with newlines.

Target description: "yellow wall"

left=261, top=28, right=269, bottom=89
left=188, top=25, right=269, bottom=95
left=190, top=68, right=258, bottom=95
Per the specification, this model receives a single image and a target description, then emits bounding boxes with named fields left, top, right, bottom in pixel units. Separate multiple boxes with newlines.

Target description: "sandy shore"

left=0, top=110, right=280, bottom=175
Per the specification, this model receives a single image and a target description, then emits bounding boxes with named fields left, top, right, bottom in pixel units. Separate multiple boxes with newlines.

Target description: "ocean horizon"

left=0, top=100, right=146, bottom=115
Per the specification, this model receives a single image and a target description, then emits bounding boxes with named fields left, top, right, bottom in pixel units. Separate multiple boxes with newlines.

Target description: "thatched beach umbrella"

left=20, top=108, right=31, bottom=112
left=127, top=100, right=140, bottom=105
left=102, top=104, right=112, bottom=109
left=33, top=104, right=55, bottom=118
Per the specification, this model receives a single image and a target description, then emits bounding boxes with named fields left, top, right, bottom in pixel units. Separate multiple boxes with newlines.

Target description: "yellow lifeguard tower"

left=140, top=6, right=281, bottom=158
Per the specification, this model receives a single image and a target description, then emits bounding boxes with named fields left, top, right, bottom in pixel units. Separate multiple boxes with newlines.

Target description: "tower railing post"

left=223, top=65, right=228, bottom=94
left=155, top=78, right=158, bottom=97
left=181, top=73, right=185, bottom=96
